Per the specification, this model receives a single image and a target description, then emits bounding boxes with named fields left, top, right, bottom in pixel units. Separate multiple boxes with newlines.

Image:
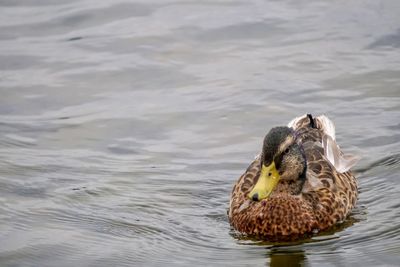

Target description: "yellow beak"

left=248, top=162, right=280, bottom=201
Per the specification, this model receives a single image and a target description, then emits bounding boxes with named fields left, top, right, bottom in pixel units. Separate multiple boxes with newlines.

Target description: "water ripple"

left=1, top=0, right=400, bottom=266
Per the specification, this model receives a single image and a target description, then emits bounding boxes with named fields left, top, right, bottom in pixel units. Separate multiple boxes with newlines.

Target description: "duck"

left=228, top=114, right=359, bottom=240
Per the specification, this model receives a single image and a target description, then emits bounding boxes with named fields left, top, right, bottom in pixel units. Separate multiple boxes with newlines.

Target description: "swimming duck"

left=228, top=114, right=359, bottom=240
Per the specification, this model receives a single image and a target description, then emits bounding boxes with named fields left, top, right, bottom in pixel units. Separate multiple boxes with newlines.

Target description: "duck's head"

left=248, top=126, right=307, bottom=201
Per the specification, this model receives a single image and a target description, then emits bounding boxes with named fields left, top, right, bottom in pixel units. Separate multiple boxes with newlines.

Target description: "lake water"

left=1, top=0, right=400, bottom=266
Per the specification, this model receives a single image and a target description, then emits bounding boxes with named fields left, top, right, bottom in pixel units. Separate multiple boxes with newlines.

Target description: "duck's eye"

left=284, top=148, right=290, bottom=154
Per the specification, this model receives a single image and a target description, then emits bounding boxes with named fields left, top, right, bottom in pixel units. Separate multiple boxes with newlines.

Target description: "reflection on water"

left=268, top=250, right=306, bottom=267
left=1, top=0, right=400, bottom=266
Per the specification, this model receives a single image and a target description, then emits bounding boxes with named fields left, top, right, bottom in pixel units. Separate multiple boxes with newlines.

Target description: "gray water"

left=1, top=0, right=400, bottom=266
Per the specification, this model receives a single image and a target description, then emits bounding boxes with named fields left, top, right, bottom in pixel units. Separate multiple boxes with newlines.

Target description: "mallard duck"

left=228, top=114, right=359, bottom=240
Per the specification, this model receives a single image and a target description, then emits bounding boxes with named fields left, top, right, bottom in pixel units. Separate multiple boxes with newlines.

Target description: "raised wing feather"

left=322, top=135, right=359, bottom=173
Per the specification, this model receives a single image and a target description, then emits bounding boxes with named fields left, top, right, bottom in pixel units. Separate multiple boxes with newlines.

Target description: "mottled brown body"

left=228, top=115, right=358, bottom=239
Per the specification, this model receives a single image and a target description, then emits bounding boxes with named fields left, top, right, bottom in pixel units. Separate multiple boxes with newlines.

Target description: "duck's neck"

left=273, top=178, right=306, bottom=196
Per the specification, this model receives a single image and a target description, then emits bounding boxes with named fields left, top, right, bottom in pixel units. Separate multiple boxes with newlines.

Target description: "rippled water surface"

left=1, top=1, right=400, bottom=266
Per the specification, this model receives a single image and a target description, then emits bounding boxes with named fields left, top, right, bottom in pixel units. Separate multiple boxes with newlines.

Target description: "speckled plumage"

left=228, top=114, right=358, bottom=240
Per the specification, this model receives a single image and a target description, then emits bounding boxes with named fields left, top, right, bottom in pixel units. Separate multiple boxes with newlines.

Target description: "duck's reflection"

left=268, top=249, right=306, bottom=267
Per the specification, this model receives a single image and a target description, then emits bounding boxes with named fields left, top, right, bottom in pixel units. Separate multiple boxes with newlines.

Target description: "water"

left=0, top=0, right=400, bottom=266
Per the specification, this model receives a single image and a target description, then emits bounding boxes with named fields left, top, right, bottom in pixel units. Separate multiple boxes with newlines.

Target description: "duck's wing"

left=315, top=115, right=359, bottom=173
left=288, top=114, right=359, bottom=173
left=322, top=134, right=359, bottom=173
left=302, top=140, right=336, bottom=191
